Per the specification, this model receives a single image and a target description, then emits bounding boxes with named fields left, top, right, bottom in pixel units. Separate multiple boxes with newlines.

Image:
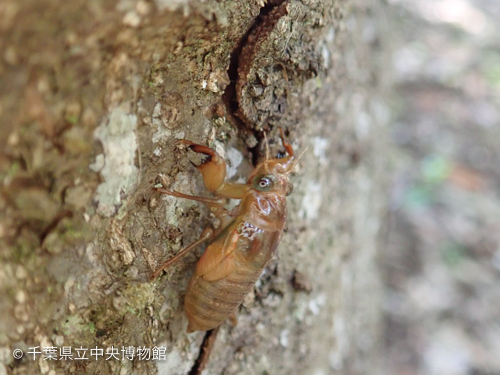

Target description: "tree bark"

left=0, top=0, right=391, bottom=374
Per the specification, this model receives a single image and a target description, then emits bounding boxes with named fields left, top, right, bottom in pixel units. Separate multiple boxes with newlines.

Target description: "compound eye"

left=259, top=176, right=273, bottom=189
left=276, top=151, right=287, bottom=159
left=285, top=183, right=293, bottom=196
left=253, top=175, right=275, bottom=191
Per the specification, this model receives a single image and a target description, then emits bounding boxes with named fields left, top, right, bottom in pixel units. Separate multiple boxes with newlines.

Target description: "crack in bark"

left=188, top=3, right=290, bottom=372
left=222, top=0, right=289, bottom=166
left=189, top=327, right=220, bottom=375
left=39, top=209, right=73, bottom=244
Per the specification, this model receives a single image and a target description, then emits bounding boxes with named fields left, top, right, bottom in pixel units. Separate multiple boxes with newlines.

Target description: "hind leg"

left=151, top=227, right=214, bottom=280
left=151, top=187, right=237, bottom=280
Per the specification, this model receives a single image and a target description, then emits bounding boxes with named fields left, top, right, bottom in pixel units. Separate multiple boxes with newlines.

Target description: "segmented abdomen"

left=184, top=264, right=262, bottom=332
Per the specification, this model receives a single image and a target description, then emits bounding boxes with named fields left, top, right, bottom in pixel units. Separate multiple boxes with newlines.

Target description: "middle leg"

left=151, top=228, right=214, bottom=280
left=155, top=187, right=227, bottom=207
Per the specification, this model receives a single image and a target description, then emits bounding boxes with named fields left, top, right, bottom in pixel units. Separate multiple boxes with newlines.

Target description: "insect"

left=152, top=129, right=297, bottom=333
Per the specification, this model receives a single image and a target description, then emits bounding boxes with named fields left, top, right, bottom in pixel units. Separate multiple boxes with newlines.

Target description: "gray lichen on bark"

left=0, top=0, right=391, bottom=374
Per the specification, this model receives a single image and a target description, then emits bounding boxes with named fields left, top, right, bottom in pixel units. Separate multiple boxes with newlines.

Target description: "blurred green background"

left=384, top=0, right=500, bottom=374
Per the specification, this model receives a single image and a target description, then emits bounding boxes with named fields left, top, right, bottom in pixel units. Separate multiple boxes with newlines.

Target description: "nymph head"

left=247, top=129, right=297, bottom=196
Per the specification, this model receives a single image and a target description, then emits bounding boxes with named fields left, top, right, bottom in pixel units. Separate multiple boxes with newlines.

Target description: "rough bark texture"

left=0, top=0, right=391, bottom=374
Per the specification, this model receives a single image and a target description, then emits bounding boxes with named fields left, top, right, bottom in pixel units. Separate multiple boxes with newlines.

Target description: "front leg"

left=179, top=140, right=249, bottom=199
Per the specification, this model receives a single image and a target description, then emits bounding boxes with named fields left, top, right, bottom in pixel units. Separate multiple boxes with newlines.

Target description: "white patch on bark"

left=308, top=293, right=326, bottom=316
left=321, top=43, right=330, bottom=68
left=226, top=147, right=243, bottom=178
left=312, top=137, right=329, bottom=166
left=330, top=313, right=347, bottom=370
left=356, top=111, right=371, bottom=139
left=154, top=0, right=189, bottom=12
left=156, top=349, right=191, bottom=375
left=212, top=140, right=225, bottom=159
left=299, top=181, right=322, bottom=220
left=280, top=329, right=289, bottom=348
left=90, top=107, right=138, bottom=217
left=156, top=338, right=202, bottom=375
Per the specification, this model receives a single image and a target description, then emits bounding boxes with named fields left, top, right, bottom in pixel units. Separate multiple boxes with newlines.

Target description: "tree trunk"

left=0, top=0, right=391, bottom=374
